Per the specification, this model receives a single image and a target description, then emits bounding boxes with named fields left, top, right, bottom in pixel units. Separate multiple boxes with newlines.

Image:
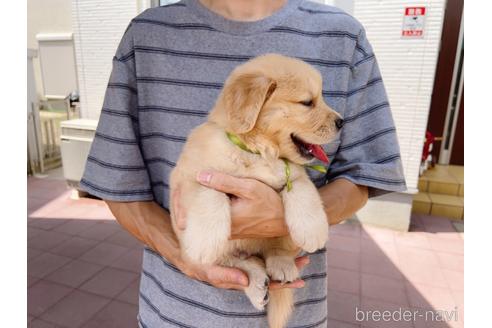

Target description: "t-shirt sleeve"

left=326, top=28, right=407, bottom=198
left=80, top=23, right=154, bottom=202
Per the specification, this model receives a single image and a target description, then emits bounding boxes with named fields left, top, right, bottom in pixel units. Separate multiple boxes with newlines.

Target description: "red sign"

left=402, top=7, right=426, bottom=37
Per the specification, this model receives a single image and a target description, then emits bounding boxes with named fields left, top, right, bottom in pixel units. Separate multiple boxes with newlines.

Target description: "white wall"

left=27, top=0, right=73, bottom=98
left=353, top=0, right=446, bottom=192
left=72, top=0, right=145, bottom=119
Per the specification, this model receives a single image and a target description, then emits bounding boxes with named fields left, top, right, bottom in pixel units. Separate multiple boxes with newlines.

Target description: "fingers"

left=196, top=171, right=256, bottom=198
left=205, top=265, right=249, bottom=290
left=295, top=256, right=310, bottom=269
left=172, top=186, right=186, bottom=230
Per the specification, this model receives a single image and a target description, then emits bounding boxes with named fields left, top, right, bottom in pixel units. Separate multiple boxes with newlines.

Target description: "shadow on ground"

left=27, top=177, right=463, bottom=328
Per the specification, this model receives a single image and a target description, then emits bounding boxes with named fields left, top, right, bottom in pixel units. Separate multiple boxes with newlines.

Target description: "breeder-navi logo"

left=355, top=306, right=459, bottom=323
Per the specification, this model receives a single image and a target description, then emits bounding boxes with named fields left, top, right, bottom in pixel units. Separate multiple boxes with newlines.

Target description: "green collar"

left=226, top=131, right=327, bottom=192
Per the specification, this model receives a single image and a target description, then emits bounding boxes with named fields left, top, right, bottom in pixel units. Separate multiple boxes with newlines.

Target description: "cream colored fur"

left=169, top=54, right=341, bottom=328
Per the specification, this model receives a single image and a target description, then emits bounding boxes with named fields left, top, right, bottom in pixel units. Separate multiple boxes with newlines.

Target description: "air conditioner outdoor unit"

left=60, top=119, right=98, bottom=190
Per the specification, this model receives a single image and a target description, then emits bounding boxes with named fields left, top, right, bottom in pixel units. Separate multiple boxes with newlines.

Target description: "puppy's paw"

left=288, top=211, right=328, bottom=253
left=245, top=271, right=270, bottom=310
left=266, top=256, right=299, bottom=284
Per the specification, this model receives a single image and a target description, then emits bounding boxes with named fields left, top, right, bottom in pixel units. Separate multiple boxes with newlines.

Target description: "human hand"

left=176, top=254, right=310, bottom=291
left=173, top=171, right=289, bottom=239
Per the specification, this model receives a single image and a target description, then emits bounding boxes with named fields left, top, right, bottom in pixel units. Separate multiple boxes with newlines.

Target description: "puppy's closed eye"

left=299, top=99, right=314, bottom=107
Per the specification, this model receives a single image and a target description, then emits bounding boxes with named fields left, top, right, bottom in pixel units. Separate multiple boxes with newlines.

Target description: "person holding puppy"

left=81, top=0, right=406, bottom=327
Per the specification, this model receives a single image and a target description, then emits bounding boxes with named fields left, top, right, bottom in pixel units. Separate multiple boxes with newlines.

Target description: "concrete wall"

left=27, top=0, right=73, bottom=98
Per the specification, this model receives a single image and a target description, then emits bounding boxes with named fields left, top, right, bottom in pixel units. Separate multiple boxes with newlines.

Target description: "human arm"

left=184, top=171, right=368, bottom=240
left=105, top=200, right=252, bottom=289
left=105, top=199, right=308, bottom=290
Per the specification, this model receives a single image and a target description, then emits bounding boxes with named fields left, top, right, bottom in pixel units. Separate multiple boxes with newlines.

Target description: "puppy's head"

left=209, top=54, right=342, bottom=165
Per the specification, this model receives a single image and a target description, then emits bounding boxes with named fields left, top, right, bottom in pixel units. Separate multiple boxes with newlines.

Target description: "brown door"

left=426, top=0, right=464, bottom=163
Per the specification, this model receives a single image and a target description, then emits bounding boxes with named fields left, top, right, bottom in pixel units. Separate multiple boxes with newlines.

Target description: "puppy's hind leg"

left=265, top=251, right=299, bottom=284
left=264, top=248, right=298, bottom=328
left=224, top=256, right=270, bottom=311
left=181, top=184, right=231, bottom=264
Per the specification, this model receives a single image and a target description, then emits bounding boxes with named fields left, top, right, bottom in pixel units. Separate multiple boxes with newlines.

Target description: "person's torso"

left=134, top=1, right=362, bottom=326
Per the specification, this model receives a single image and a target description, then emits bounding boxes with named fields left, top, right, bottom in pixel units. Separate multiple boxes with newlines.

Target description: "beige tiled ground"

left=28, top=176, right=464, bottom=328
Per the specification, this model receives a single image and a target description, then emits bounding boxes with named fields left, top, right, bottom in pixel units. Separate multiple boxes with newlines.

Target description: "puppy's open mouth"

left=290, top=134, right=329, bottom=163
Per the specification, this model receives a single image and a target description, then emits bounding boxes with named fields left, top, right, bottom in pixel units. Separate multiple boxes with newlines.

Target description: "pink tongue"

left=307, top=144, right=329, bottom=163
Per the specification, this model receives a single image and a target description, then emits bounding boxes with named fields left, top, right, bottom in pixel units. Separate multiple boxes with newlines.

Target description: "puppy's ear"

left=216, top=73, right=276, bottom=134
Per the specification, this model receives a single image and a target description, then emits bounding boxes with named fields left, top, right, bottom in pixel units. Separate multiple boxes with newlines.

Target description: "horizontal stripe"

left=133, top=18, right=216, bottom=31
left=354, top=54, right=375, bottom=67
left=80, top=178, right=153, bottom=195
left=87, top=156, right=146, bottom=171
left=140, top=292, right=196, bottom=328
left=323, top=77, right=382, bottom=98
left=151, top=180, right=170, bottom=189
left=269, top=26, right=357, bottom=40
left=374, top=154, right=401, bottom=164
left=137, top=76, right=223, bottom=89
left=114, top=51, right=135, bottom=62
left=289, top=316, right=328, bottom=328
left=297, top=6, right=349, bottom=16
left=95, top=132, right=138, bottom=145
left=300, top=57, right=352, bottom=68
left=347, top=77, right=382, bottom=96
left=344, top=101, right=389, bottom=124
left=294, top=295, right=327, bottom=308
left=134, top=45, right=250, bottom=62
left=355, top=44, right=369, bottom=57
left=141, top=132, right=187, bottom=142
left=145, top=157, right=177, bottom=167
left=139, top=105, right=208, bottom=117
left=300, top=272, right=327, bottom=281
left=338, top=127, right=396, bottom=152
left=349, top=174, right=406, bottom=185
left=107, top=82, right=137, bottom=94
left=101, top=107, right=138, bottom=122
left=143, top=269, right=267, bottom=318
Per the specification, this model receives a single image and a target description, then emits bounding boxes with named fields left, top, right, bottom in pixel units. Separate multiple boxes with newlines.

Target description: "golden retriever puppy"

left=169, top=54, right=342, bottom=328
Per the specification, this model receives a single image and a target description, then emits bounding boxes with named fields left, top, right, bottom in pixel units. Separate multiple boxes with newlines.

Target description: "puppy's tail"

left=267, top=288, right=294, bottom=328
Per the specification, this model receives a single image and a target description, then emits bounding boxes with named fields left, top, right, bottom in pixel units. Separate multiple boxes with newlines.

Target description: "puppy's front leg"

left=281, top=177, right=328, bottom=253
left=180, top=184, right=231, bottom=264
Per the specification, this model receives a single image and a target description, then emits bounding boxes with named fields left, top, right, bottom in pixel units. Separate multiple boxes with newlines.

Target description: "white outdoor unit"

left=60, top=119, right=98, bottom=189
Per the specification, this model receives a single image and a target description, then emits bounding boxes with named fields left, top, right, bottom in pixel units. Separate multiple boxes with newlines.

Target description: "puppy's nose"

left=335, top=118, right=344, bottom=130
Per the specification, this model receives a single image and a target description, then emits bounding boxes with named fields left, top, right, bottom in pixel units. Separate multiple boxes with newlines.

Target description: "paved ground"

left=28, top=176, right=464, bottom=328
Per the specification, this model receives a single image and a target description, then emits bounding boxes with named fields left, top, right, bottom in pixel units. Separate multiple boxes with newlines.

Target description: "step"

left=418, top=164, right=464, bottom=196
left=412, top=191, right=463, bottom=221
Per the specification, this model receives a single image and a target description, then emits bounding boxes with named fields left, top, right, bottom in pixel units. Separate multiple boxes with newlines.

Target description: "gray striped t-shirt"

left=81, top=1, right=406, bottom=327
